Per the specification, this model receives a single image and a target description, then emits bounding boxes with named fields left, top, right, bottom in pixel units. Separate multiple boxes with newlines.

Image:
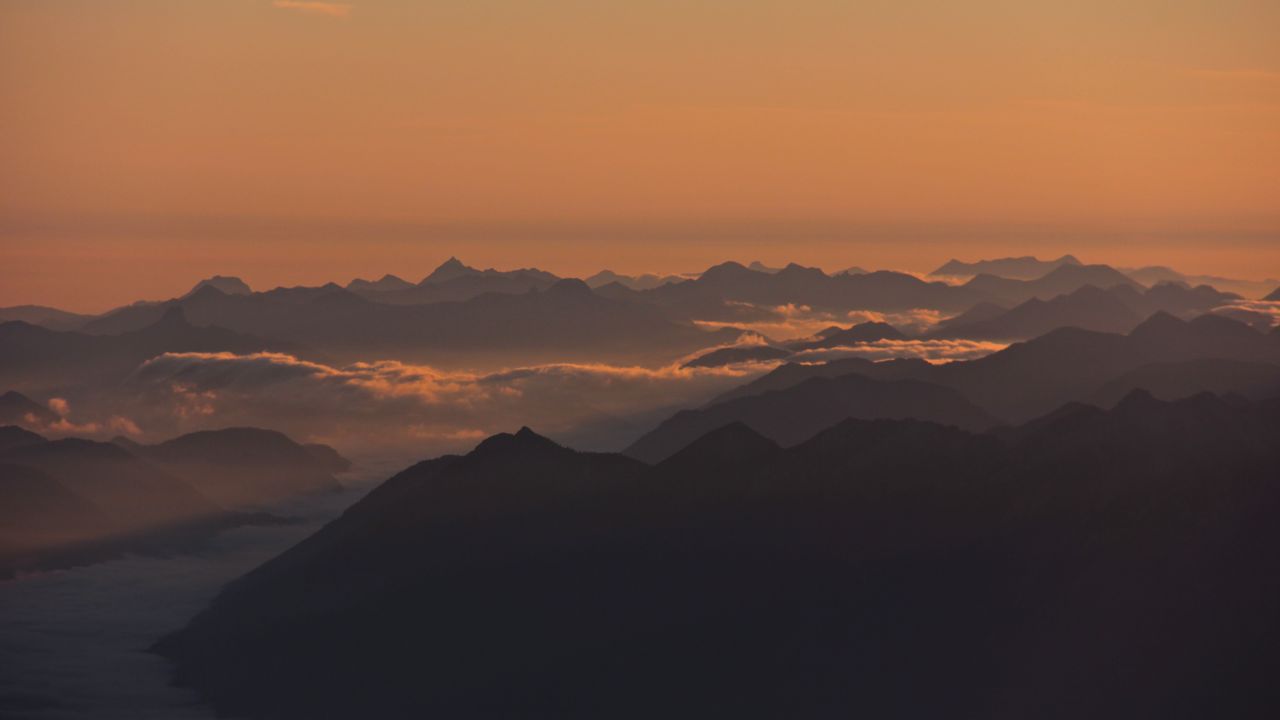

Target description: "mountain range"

left=0, top=424, right=346, bottom=577
left=51, top=278, right=736, bottom=366
left=685, top=312, right=1280, bottom=427
left=929, top=282, right=1239, bottom=341
left=0, top=306, right=299, bottom=391
left=156, top=391, right=1280, bottom=718
left=930, top=253, right=1081, bottom=279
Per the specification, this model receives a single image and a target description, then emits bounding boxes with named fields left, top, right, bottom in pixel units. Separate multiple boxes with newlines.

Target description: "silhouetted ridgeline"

left=624, top=372, right=998, bottom=463
left=707, top=311, right=1280, bottom=423
left=157, top=392, right=1280, bottom=719
left=0, top=426, right=347, bottom=578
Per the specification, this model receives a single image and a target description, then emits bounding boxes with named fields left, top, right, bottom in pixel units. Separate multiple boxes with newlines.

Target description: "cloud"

left=789, top=338, right=1007, bottom=364
left=694, top=303, right=946, bottom=341
left=128, top=352, right=764, bottom=454
left=844, top=309, right=944, bottom=336
left=22, top=397, right=143, bottom=438
left=272, top=1, right=352, bottom=18
left=1211, top=300, right=1280, bottom=331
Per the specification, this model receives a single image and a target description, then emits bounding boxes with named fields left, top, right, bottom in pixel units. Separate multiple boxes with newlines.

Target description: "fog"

left=0, top=467, right=390, bottom=719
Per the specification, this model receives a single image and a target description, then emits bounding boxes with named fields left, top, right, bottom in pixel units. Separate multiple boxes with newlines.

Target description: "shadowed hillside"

left=157, top=393, right=1280, bottom=719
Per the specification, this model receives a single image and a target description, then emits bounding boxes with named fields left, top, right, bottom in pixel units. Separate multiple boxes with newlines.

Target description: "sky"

left=2, top=0, right=1278, bottom=312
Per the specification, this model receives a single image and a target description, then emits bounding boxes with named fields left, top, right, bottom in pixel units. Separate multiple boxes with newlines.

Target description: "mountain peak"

left=544, top=278, right=592, bottom=298
left=420, top=257, right=478, bottom=285
left=655, top=421, right=778, bottom=471
left=1129, top=310, right=1185, bottom=338
left=185, top=275, right=251, bottom=298
left=470, top=427, right=565, bottom=458
left=1113, top=387, right=1162, bottom=413
left=151, top=304, right=192, bottom=330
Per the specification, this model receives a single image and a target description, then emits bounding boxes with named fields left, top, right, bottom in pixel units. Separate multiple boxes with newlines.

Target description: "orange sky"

left=2, top=0, right=1278, bottom=312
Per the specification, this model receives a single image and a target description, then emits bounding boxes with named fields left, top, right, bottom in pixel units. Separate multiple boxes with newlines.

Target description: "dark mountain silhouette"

left=0, top=438, right=218, bottom=528
left=930, top=284, right=1143, bottom=340
left=1266, top=286, right=1280, bottom=301
left=930, top=254, right=1081, bottom=279
left=348, top=257, right=563, bottom=304
left=960, top=263, right=1140, bottom=306
left=158, top=393, right=1280, bottom=719
left=835, top=265, right=869, bottom=275
left=624, top=372, right=998, bottom=463
left=418, top=257, right=559, bottom=286
left=935, top=283, right=1242, bottom=341
left=1091, top=358, right=1280, bottom=407
left=787, top=321, right=907, bottom=350
left=0, top=304, right=93, bottom=331
left=303, top=443, right=352, bottom=473
left=1137, top=281, right=1240, bottom=314
left=706, top=312, right=1280, bottom=422
left=680, top=345, right=790, bottom=369
left=184, top=276, right=252, bottom=298
left=584, top=269, right=684, bottom=290
left=0, top=390, right=58, bottom=427
left=930, top=300, right=1008, bottom=334
left=1124, top=266, right=1280, bottom=299
left=0, top=424, right=46, bottom=453
left=0, top=462, right=111, bottom=567
left=0, top=425, right=332, bottom=576
left=129, top=428, right=346, bottom=508
left=708, top=356, right=934, bottom=405
left=933, top=254, right=1083, bottom=279
left=747, top=260, right=783, bottom=273
left=0, top=306, right=299, bottom=389
left=60, top=282, right=738, bottom=365
left=624, top=260, right=1146, bottom=322
left=925, top=312, right=1280, bottom=420
left=345, top=274, right=415, bottom=294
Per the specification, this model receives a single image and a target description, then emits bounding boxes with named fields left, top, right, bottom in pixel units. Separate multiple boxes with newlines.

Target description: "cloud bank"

left=128, top=352, right=762, bottom=456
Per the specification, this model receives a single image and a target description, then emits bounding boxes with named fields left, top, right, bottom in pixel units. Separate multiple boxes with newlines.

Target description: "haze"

left=2, top=0, right=1279, bottom=312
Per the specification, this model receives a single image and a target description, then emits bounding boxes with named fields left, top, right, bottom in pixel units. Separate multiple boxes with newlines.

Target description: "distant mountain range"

left=0, top=423, right=346, bottom=577
left=929, top=282, right=1239, bottom=341
left=669, top=312, right=1280, bottom=434
left=20, top=277, right=737, bottom=368
left=0, top=390, right=59, bottom=426
left=624, top=372, right=998, bottom=463
left=585, top=269, right=685, bottom=291
left=156, top=391, right=1280, bottom=718
left=931, top=254, right=1081, bottom=279
left=0, top=306, right=299, bottom=390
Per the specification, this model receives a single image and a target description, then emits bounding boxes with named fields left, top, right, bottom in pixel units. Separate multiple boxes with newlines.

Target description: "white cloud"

left=128, top=352, right=764, bottom=454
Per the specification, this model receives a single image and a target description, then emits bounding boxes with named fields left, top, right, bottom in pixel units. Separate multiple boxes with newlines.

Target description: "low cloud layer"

left=695, top=304, right=945, bottom=341
left=19, top=397, right=142, bottom=440
left=127, top=352, right=761, bottom=456
left=789, top=339, right=1007, bottom=364
left=1211, top=300, right=1280, bottom=330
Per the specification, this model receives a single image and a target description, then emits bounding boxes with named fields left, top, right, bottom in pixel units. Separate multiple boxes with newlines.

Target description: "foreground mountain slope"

left=157, top=394, right=1280, bottom=718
